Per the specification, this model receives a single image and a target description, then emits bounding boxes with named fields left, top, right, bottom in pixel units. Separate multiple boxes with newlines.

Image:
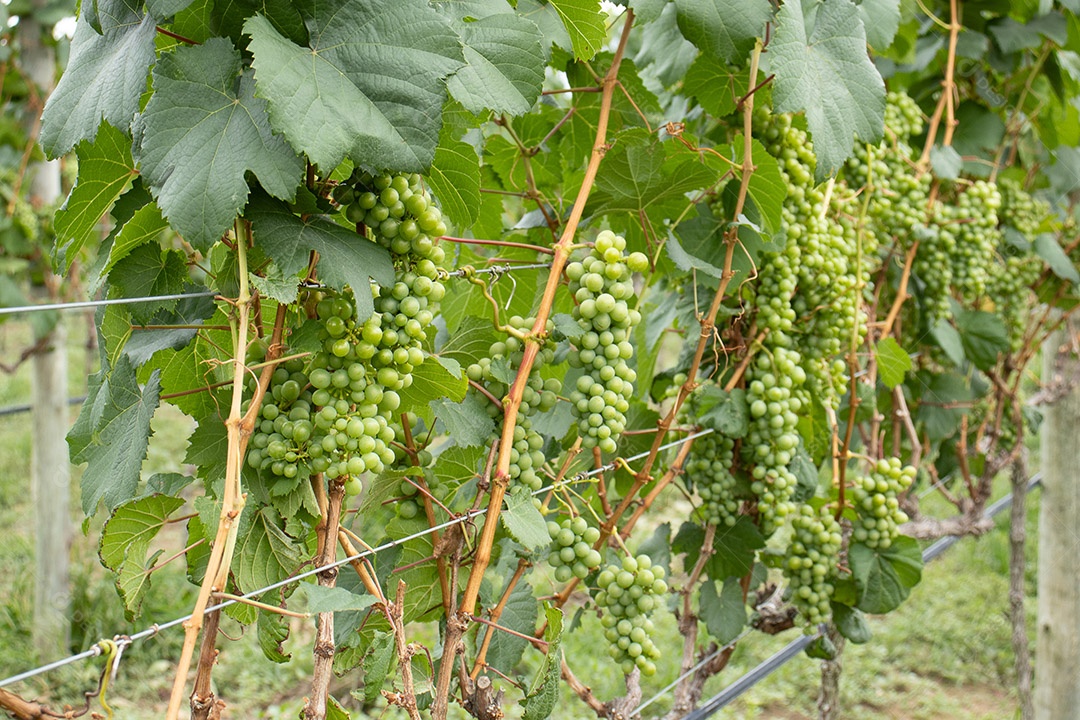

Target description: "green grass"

left=0, top=318, right=1038, bottom=718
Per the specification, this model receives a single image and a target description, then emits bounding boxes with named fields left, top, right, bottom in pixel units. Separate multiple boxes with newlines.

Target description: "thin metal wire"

left=0, top=427, right=713, bottom=689
left=633, top=627, right=754, bottom=716
left=0, top=264, right=554, bottom=317
left=0, top=291, right=218, bottom=316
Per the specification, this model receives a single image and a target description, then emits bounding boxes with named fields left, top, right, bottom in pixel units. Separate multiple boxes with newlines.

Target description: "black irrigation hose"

left=682, top=475, right=1043, bottom=720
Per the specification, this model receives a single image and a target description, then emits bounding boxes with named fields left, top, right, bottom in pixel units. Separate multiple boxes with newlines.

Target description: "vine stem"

left=167, top=223, right=254, bottom=720
left=918, top=0, right=962, bottom=167
left=430, top=12, right=637, bottom=719
left=303, top=477, right=347, bottom=720
left=668, top=524, right=716, bottom=716
left=471, top=559, right=529, bottom=678
left=170, top=241, right=289, bottom=720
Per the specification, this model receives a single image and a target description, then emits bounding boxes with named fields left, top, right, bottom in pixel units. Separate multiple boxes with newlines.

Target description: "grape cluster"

left=850, top=458, right=915, bottom=550
left=948, top=180, right=1001, bottom=303
left=685, top=431, right=740, bottom=527
left=990, top=179, right=1047, bottom=350
left=249, top=172, right=449, bottom=500
left=595, top=555, right=666, bottom=676
left=546, top=516, right=603, bottom=582
left=565, top=230, right=647, bottom=453
left=337, top=171, right=448, bottom=243
left=744, top=347, right=806, bottom=533
left=883, top=91, right=924, bottom=140
left=782, top=504, right=842, bottom=627
left=468, top=315, right=561, bottom=491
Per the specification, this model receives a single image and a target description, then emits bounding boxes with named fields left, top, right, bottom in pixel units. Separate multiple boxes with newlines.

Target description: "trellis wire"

left=0, top=428, right=715, bottom=689
left=680, top=474, right=1043, bottom=719
left=0, top=262, right=554, bottom=317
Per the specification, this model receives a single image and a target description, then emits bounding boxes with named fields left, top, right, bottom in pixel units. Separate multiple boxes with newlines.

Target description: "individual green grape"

left=782, top=504, right=842, bottom=628
left=565, top=230, right=644, bottom=453
left=546, top=515, right=604, bottom=583
left=850, top=457, right=915, bottom=550
left=594, top=554, right=666, bottom=676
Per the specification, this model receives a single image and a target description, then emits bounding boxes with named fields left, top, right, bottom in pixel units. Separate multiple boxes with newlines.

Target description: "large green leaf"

left=100, top=201, right=170, bottom=283
left=246, top=193, right=394, bottom=322
left=771, top=0, right=885, bottom=179
left=445, top=11, right=546, bottom=115
left=427, top=116, right=482, bottom=230
left=588, top=130, right=716, bottom=225
left=674, top=0, right=770, bottom=63
left=99, top=494, right=186, bottom=619
left=109, top=244, right=190, bottom=324
left=849, top=536, right=922, bottom=614
left=548, top=0, right=606, bottom=60
left=486, top=579, right=538, bottom=674
left=875, top=337, right=912, bottom=389
left=856, top=0, right=900, bottom=50
left=699, top=577, right=746, bottom=645
left=955, top=309, right=1009, bottom=371
left=133, top=38, right=304, bottom=251
left=522, top=605, right=563, bottom=720
left=54, top=123, right=139, bottom=271
left=501, top=489, right=549, bottom=550
left=234, top=506, right=306, bottom=594
left=69, top=356, right=161, bottom=515
left=39, top=0, right=157, bottom=157
left=244, top=0, right=464, bottom=172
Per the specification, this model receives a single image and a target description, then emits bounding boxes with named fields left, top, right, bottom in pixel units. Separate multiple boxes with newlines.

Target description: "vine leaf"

left=99, top=494, right=186, bottom=619
left=258, top=610, right=292, bottom=663
left=683, top=53, right=752, bottom=119
left=955, top=309, right=1009, bottom=372
left=234, top=505, right=306, bottom=594
left=133, top=38, right=304, bottom=251
left=875, top=337, right=912, bottom=389
left=244, top=0, right=464, bottom=173
left=856, top=0, right=901, bottom=50
left=770, top=0, right=885, bottom=179
left=849, top=536, right=922, bottom=614
left=444, top=11, right=546, bottom=116
left=69, top=356, right=162, bottom=515
left=547, top=0, right=606, bottom=60
left=54, top=122, right=139, bottom=272
left=673, top=0, right=770, bottom=63
left=699, top=577, right=746, bottom=645
left=245, top=193, right=395, bottom=323
left=1034, top=234, right=1080, bottom=284
left=146, top=0, right=198, bottom=18
left=430, top=393, right=495, bottom=448
left=100, top=201, right=170, bottom=284
left=397, top=356, right=468, bottom=412
left=832, top=602, right=872, bottom=643
left=501, top=489, right=549, bottom=550
left=109, top=244, right=190, bottom=324
left=39, top=0, right=157, bottom=158
left=486, top=579, right=538, bottom=675
left=522, top=605, right=563, bottom=720
left=427, top=117, right=482, bottom=230
left=303, top=585, right=378, bottom=613
left=361, top=631, right=396, bottom=702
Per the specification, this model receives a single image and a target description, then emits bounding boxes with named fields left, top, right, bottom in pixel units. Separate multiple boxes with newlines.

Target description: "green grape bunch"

left=595, top=554, right=667, bottom=676
left=850, top=457, right=915, bottom=550
left=565, top=230, right=648, bottom=453
left=468, top=315, right=561, bottom=491
left=546, top=515, right=603, bottom=583
left=782, top=504, right=842, bottom=627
